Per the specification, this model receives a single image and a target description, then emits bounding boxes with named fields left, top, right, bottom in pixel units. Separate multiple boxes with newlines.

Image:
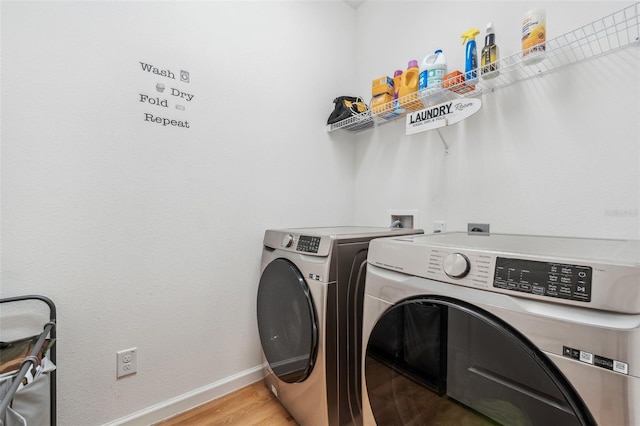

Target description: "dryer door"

left=364, top=296, right=595, bottom=426
left=257, top=258, right=318, bottom=383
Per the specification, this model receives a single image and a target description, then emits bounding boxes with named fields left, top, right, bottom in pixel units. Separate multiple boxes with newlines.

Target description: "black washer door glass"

left=365, top=297, right=595, bottom=426
left=257, top=258, right=318, bottom=383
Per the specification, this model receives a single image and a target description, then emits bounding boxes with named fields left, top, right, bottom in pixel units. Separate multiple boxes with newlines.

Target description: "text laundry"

left=409, top=103, right=453, bottom=124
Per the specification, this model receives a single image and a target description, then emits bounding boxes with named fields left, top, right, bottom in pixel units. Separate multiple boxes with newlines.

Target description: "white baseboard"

left=104, top=365, right=264, bottom=426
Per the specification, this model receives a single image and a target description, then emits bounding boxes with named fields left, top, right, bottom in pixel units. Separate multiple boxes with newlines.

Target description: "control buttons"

left=281, top=234, right=293, bottom=248
left=296, top=235, right=321, bottom=253
left=494, top=258, right=592, bottom=303
left=443, top=253, right=471, bottom=278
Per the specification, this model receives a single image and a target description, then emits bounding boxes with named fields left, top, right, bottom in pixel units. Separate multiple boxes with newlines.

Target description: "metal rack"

left=327, top=2, right=640, bottom=133
left=0, top=295, right=57, bottom=426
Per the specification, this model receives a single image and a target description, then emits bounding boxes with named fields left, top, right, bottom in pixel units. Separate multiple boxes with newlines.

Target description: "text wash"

left=409, top=103, right=453, bottom=124
left=140, top=62, right=177, bottom=79
left=144, top=113, right=190, bottom=128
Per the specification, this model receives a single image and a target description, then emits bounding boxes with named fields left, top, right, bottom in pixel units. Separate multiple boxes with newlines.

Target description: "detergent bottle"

left=398, top=60, right=423, bottom=111
left=392, top=69, right=403, bottom=112
left=461, top=28, right=480, bottom=84
left=419, top=49, right=447, bottom=93
left=430, top=50, right=447, bottom=89
left=418, top=57, right=429, bottom=91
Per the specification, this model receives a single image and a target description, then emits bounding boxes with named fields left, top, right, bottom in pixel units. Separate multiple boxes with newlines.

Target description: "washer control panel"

left=369, top=232, right=640, bottom=313
left=494, top=257, right=592, bottom=302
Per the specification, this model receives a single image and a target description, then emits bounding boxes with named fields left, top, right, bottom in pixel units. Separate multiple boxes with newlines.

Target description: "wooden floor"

left=155, top=381, right=298, bottom=426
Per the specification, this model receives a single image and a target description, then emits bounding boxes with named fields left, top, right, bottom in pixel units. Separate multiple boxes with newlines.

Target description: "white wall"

left=1, top=1, right=357, bottom=424
left=2, top=1, right=639, bottom=425
left=353, top=1, right=640, bottom=240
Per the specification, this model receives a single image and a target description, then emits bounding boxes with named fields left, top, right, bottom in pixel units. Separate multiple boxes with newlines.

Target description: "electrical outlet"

left=433, top=221, right=446, bottom=233
left=117, top=347, right=137, bottom=378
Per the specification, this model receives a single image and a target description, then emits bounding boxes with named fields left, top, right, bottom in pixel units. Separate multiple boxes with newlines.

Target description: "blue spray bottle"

left=461, top=28, right=480, bottom=84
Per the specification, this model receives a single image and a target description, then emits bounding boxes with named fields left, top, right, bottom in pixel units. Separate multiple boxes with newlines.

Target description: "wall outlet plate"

left=433, top=221, right=446, bottom=233
left=117, top=347, right=137, bottom=379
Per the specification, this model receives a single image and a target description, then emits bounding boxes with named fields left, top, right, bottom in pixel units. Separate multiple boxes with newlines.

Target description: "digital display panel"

left=296, top=235, right=321, bottom=254
left=494, top=257, right=592, bottom=302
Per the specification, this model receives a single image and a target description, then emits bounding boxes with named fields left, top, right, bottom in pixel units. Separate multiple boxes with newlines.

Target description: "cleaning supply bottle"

left=429, top=50, right=447, bottom=90
left=481, top=23, right=499, bottom=78
left=419, top=50, right=447, bottom=93
left=398, top=60, right=423, bottom=111
left=461, top=28, right=480, bottom=84
left=392, top=69, right=403, bottom=113
left=418, top=55, right=429, bottom=91
left=522, top=9, right=546, bottom=64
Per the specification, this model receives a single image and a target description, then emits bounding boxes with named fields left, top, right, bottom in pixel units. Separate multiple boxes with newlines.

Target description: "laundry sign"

left=405, top=98, right=482, bottom=135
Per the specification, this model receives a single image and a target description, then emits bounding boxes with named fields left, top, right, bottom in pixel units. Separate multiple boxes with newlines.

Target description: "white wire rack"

left=327, top=2, right=640, bottom=133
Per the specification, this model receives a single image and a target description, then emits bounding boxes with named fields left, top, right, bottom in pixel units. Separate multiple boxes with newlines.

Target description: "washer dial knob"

left=443, top=253, right=471, bottom=278
left=282, top=234, right=294, bottom=248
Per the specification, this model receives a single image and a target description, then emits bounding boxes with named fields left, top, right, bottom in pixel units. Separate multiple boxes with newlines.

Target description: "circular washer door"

left=257, top=258, right=318, bottom=383
left=365, top=296, right=595, bottom=426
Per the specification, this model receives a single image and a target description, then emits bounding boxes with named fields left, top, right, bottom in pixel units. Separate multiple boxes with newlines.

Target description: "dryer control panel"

left=263, top=230, right=332, bottom=257
left=296, top=235, right=321, bottom=253
left=494, top=257, right=592, bottom=302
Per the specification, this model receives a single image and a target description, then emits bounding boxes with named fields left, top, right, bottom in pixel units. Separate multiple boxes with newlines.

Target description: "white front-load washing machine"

left=256, top=226, right=423, bottom=426
left=361, top=232, right=640, bottom=426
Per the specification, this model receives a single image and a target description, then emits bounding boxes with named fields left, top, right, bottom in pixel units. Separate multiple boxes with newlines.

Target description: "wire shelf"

left=327, top=2, right=640, bottom=133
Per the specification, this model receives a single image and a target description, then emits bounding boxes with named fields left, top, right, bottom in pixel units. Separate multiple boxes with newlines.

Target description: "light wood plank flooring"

left=155, top=381, right=298, bottom=425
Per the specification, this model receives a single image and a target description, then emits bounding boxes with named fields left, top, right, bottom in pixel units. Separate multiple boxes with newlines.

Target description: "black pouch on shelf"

left=326, top=96, right=368, bottom=125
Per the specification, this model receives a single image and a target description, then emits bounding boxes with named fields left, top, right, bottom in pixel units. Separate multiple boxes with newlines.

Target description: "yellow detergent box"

left=371, top=93, right=394, bottom=116
left=372, top=76, right=394, bottom=97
